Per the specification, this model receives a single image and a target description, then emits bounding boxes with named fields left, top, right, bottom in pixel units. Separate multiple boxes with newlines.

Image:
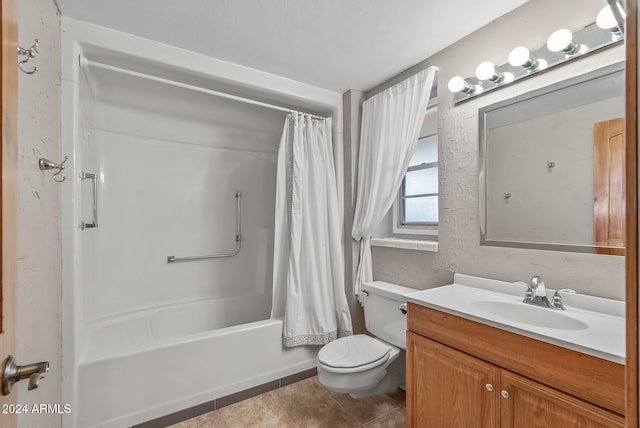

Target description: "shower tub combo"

left=61, top=19, right=343, bottom=428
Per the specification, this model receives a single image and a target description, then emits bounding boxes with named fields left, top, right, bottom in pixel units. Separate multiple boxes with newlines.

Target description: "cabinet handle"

left=485, top=384, right=494, bottom=392
left=501, top=390, right=510, bottom=399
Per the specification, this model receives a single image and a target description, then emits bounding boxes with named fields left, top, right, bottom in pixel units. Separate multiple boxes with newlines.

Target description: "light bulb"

left=509, top=46, right=539, bottom=71
left=502, top=72, right=515, bottom=84
left=475, top=61, right=496, bottom=80
left=508, top=46, right=530, bottom=67
left=597, top=4, right=625, bottom=41
left=447, top=76, right=476, bottom=95
left=596, top=5, right=618, bottom=29
left=546, top=29, right=573, bottom=52
left=448, top=76, right=465, bottom=93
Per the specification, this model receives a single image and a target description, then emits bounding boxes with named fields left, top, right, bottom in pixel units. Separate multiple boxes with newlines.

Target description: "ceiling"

left=55, top=0, right=530, bottom=93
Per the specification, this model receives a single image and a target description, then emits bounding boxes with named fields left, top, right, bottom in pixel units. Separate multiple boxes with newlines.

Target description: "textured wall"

left=17, top=0, right=62, bottom=427
left=364, top=0, right=626, bottom=300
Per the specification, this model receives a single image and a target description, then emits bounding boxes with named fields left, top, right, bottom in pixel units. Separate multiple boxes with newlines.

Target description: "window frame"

left=392, top=133, right=439, bottom=237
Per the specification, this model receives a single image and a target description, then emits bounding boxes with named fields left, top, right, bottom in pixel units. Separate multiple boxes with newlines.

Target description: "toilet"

left=317, top=281, right=417, bottom=398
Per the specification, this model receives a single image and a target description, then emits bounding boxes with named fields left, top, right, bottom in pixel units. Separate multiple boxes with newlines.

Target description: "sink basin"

left=405, top=274, right=625, bottom=363
left=475, top=301, right=588, bottom=331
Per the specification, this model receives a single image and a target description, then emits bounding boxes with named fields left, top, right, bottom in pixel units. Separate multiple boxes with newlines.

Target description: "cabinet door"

left=500, top=370, right=624, bottom=428
left=407, top=332, right=500, bottom=428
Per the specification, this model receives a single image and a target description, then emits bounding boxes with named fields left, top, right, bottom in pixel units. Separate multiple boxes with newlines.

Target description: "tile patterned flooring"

left=169, top=376, right=406, bottom=428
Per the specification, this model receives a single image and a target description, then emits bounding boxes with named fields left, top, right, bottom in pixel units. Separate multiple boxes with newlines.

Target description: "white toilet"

left=317, top=281, right=417, bottom=398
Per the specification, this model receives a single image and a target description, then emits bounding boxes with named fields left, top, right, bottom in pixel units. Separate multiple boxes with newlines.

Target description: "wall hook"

left=547, top=160, right=556, bottom=170
left=18, top=39, right=40, bottom=75
left=39, top=156, right=67, bottom=183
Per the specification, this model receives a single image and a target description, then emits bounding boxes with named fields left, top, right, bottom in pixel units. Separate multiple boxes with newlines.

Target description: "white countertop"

left=406, top=274, right=625, bottom=364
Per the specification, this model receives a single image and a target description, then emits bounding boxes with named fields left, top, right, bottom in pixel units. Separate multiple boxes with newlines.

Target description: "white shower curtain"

left=352, top=67, right=437, bottom=300
left=271, top=113, right=353, bottom=347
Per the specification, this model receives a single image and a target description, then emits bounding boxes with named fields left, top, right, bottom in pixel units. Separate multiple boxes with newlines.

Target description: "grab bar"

left=79, top=171, right=98, bottom=230
left=167, top=191, right=241, bottom=263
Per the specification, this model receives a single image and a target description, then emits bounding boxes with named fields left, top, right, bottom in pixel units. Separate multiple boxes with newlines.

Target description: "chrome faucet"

left=523, top=276, right=550, bottom=308
left=550, top=288, right=577, bottom=310
left=523, top=276, right=576, bottom=310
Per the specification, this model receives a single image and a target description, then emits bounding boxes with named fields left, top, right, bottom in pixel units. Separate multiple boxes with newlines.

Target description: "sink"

left=405, top=273, right=625, bottom=363
left=475, top=301, right=588, bottom=331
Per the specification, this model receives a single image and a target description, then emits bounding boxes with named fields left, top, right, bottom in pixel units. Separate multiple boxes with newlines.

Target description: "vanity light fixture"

left=597, top=4, right=624, bottom=41
left=449, top=11, right=623, bottom=104
left=447, top=76, right=477, bottom=94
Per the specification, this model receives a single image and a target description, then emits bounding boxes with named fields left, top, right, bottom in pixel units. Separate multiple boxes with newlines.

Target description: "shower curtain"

left=271, top=113, right=353, bottom=347
left=352, top=67, right=437, bottom=300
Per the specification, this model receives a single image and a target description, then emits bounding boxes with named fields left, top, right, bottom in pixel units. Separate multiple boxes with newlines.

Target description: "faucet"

left=550, top=288, right=577, bottom=310
left=523, top=276, right=550, bottom=308
left=523, top=276, right=577, bottom=310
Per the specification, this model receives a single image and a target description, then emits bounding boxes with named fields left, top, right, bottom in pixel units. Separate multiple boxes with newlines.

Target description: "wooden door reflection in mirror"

left=594, top=118, right=626, bottom=255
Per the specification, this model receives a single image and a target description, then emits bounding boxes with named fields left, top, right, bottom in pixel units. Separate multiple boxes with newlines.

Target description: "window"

left=393, top=133, right=439, bottom=236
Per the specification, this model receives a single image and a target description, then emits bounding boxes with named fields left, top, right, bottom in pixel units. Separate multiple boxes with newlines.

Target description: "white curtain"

left=271, top=113, right=353, bottom=347
left=351, top=67, right=437, bottom=299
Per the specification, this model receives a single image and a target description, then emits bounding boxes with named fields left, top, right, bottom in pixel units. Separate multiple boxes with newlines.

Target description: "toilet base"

left=347, top=374, right=398, bottom=398
left=318, top=350, right=406, bottom=398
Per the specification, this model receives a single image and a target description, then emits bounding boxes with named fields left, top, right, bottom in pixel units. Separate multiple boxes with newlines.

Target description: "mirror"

left=479, top=62, right=625, bottom=253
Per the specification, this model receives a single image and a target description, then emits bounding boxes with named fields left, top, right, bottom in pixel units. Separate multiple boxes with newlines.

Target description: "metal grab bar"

left=167, top=191, right=241, bottom=263
left=79, top=171, right=98, bottom=230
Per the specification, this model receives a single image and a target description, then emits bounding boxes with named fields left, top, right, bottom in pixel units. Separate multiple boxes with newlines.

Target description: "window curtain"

left=271, top=113, right=353, bottom=347
left=351, top=67, right=437, bottom=300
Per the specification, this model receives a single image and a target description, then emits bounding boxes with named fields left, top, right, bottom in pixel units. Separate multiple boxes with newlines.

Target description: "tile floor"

left=168, top=376, right=406, bottom=428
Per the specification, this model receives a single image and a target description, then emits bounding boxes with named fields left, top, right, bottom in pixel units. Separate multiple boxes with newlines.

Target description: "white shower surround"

left=61, top=19, right=343, bottom=428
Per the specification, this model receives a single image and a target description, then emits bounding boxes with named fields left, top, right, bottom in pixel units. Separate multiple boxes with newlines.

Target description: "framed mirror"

left=479, top=62, right=625, bottom=254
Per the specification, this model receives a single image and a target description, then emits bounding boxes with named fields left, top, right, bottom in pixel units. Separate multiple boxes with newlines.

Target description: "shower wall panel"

left=79, top=69, right=284, bottom=323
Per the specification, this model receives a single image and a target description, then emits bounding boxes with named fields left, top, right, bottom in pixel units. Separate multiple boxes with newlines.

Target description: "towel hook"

left=18, top=39, right=40, bottom=75
left=39, top=156, right=67, bottom=183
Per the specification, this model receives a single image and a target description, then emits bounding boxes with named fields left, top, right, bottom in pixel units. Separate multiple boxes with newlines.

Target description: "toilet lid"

left=318, top=335, right=391, bottom=369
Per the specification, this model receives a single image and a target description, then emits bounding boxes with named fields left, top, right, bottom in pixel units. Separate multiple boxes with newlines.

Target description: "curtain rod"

left=79, top=57, right=328, bottom=120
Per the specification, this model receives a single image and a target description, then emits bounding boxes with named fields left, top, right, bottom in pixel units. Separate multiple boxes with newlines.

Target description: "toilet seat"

left=318, top=335, right=392, bottom=374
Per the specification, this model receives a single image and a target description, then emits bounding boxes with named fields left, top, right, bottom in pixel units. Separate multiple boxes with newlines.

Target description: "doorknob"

left=2, top=355, right=49, bottom=395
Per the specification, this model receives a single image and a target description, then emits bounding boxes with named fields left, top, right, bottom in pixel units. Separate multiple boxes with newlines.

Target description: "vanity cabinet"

left=408, top=332, right=499, bottom=427
left=407, top=303, right=625, bottom=428
left=500, top=370, right=622, bottom=427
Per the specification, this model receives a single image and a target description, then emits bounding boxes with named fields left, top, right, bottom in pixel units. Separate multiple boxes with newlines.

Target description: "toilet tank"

left=362, top=281, right=418, bottom=349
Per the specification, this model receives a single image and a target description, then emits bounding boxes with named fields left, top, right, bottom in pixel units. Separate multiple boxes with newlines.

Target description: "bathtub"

left=75, top=294, right=317, bottom=428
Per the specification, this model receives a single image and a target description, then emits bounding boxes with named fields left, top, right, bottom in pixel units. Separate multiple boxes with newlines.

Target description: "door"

left=0, top=0, right=19, bottom=425
left=594, top=118, right=625, bottom=255
left=406, top=332, right=500, bottom=428
left=500, top=370, right=624, bottom=428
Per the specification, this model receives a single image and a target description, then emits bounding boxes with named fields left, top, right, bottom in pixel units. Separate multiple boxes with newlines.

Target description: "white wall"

left=17, top=0, right=62, bottom=427
left=364, top=0, right=626, bottom=300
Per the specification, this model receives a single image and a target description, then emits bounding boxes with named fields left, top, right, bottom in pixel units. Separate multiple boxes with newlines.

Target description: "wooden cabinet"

left=407, top=332, right=499, bottom=428
left=501, top=370, right=623, bottom=428
left=407, top=304, right=626, bottom=428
